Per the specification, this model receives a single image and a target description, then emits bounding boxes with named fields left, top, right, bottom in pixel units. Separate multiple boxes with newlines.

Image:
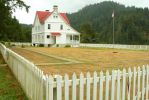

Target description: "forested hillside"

left=1, top=1, right=149, bottom=44
left=67, top=1, right=149, bottom=44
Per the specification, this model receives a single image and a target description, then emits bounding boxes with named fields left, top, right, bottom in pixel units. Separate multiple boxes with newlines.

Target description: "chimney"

left=53, top=5, right=58, bottom=12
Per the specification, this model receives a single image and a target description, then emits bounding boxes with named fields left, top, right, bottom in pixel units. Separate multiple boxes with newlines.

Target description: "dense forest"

left=0, top=0, right=31, bottom=42
left=67, top=1, right=149, bottom=44
left=0, top=1, right=149, bottom=44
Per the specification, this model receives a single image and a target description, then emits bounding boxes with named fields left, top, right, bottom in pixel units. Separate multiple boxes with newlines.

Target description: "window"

left=47, top=35, right=50, bottom=38
left=70, top=35, right=73, bottom=40
left=48, top=24, right=51, bottom=29
left=60, top=25, right=63, bottom=30
left=74, top=35, right=79, bottom=40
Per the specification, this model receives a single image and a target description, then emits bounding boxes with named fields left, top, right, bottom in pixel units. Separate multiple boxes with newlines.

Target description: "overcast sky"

left=13, top=0, right=149, bottom=24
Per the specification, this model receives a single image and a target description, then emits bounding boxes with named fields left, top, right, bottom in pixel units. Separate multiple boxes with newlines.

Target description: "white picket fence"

left=46, top=66, right=149, bottom=100
left=80, top=43, right=149, bottom=50
left=0, top=43, right=149, bottom=100
left=0, top=43, right=45, bottom=100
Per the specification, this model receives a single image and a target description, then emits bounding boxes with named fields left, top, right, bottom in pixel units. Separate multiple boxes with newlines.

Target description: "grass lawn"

left=11, top=47, right=149, bottom=76
left=0, top=54, right=27, bottom=100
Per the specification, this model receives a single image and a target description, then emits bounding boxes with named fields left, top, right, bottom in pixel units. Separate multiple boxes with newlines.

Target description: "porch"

left=66, top=34, right=80, bottom=44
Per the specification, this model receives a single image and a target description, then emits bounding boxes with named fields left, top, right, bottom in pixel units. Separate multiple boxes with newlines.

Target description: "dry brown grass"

left=11, top=47, right=149, bottom=76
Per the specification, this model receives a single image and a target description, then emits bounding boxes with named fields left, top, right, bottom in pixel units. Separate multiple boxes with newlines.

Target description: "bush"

left=56, top=44, right=59, bottom=47
left=11, top=44, right=16, bottom=46
left=21, top=44, right=25, bottom=48
left=0, top=41, right=5, bottom=45
left=65, top=44, right=71, bottom=48
left=39, top=44, right=44, bottom=47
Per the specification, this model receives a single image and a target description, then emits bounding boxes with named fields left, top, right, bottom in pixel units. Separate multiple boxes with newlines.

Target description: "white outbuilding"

left=32, top=5, right=80, bottom=47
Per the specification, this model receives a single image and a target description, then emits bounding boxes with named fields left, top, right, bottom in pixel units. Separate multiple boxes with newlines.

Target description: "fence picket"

left=127, top=68, right=132, bottom=100
left=49, top=75, right=54, bottom=100
left=57, top=75, right=62, bottom=100
left=146, top=65, right=149, bottom=100
left=72, top=73, right=77, bottom=100
left=111, top=70, right=116, bottom=100
left=137, top=67, right=141, bottom=100
left=133, top=67, right=137, bottom=100
left=142, top=66, right=145, bottom=100
left=80, top=73, right=84, bottom=100
left=64, top=74, right=69, bottom=100
left=122, top=69, right=126, bottom=100
left=93, top=71, right=98, bottom=100
left=99, top=71, right=104, bottom=100
left=117, top=70, right=121, bottom=100
left=105, top=71, right=110, bottom=100
left=86, top=72, right=91, bottom=100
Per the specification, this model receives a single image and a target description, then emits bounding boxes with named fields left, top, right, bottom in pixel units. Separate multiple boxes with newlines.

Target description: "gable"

left=32, top=14, right=41, bottom=27
left=36, top=11, right=70, bottom=25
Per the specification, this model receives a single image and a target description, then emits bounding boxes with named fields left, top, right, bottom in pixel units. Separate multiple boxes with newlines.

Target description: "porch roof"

left=51, top=32, right=61, bottom=36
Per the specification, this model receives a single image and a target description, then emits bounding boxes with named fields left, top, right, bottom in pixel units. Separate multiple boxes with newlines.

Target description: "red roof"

left=51, top=32, right=61, bottom=36
left=36, top=11, right=70, bottom=25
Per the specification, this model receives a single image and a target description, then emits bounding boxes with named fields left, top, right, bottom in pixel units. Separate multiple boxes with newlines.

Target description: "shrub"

left=39, top=44, right=44, bottom=47
left=21, top=44, right=25, bottom=48
left=0, top=41, right=5, bottom=45
left=56, top=44, right=59, bottom=47
left=65, top=44, right=71, bottom=48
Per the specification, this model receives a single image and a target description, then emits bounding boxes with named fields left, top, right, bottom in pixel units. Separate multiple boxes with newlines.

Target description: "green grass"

left=0, top=54, right=28, bottom=100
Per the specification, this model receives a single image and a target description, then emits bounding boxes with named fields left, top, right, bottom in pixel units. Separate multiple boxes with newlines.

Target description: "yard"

left=11, top=47, right=149, bottom=75
left=0, top=54, right=27, bottom=100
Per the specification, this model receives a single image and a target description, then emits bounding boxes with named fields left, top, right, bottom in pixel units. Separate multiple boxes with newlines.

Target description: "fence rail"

left=0, top=43, right=149, bottom=100
left=80, top=43, right=149, bottom=50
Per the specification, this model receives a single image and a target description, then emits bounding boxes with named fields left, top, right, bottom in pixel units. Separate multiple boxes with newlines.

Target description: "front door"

left=52, top=36, right=56, bottom=44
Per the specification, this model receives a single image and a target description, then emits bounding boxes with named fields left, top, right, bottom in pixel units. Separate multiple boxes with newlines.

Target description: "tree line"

left=0, top=0, right=31, bottom=42
left=67, top=1, right=149, bottom=45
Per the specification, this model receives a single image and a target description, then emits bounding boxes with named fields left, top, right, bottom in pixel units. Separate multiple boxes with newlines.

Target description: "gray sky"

left=13, top=0, right=149, bottom=24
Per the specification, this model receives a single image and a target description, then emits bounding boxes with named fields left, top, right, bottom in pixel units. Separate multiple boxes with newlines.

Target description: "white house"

left=32, top=5, right=80, bottom=47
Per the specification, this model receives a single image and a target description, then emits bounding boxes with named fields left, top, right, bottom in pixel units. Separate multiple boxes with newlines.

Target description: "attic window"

left=53, top=15, right=58, bottom=18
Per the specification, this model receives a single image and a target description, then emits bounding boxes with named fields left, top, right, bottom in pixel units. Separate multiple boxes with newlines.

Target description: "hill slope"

left=67, top=1, right=149, bottom=44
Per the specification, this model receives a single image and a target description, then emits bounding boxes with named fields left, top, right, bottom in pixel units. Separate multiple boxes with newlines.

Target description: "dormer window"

left=48, top=24, right=51, bottom=29
left=60, top=25, right=63, bottom=30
